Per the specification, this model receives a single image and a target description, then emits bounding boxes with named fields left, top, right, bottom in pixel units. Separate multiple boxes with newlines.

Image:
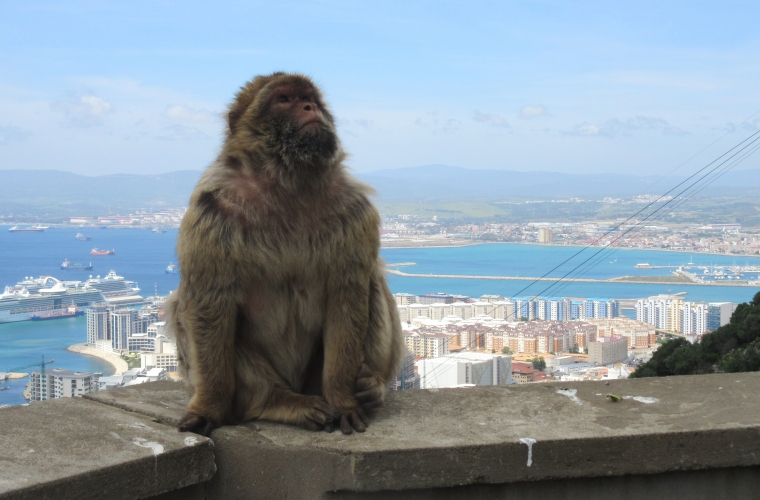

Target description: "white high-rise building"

left=417, top=353, right=512, bottom=389
left=29, top=368, right=99, bottom=402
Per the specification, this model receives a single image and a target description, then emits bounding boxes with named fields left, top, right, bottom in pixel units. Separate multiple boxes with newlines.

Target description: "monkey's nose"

left=303, top=104, right=313, bottom=111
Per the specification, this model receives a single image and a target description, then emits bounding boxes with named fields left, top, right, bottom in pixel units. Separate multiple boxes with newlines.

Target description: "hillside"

left=2, top=165, right=760, bottom=221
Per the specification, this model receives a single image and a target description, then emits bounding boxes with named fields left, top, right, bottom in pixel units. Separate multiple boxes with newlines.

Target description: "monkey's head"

left=226, top=72, right=340, bottom=184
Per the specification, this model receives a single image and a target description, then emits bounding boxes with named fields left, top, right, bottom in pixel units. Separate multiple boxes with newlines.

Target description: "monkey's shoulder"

left=324, top=172, right=378, bottom=217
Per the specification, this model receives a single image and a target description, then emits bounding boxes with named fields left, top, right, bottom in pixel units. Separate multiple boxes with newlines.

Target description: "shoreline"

left=386, top=269, right=757, bottom=287
left=382, top=239, right=760, bottom=260
left=67, top=344, right=128, bottom=376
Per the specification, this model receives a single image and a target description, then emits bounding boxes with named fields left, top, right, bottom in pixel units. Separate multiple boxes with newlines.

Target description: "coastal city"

left=0, top=259, right=740, bottom=402
left=381, top=213, right=760, bottom=257
left=0, top=206, right=756, bottom=405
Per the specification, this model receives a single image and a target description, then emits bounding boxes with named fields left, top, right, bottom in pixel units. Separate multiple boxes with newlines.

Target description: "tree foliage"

left=631, top=291, right=760, bottom=378
left=530, top=356, right=546, bottom=371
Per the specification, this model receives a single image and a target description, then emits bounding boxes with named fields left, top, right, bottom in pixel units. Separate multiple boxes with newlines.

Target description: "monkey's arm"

left=321, top=218, right=378, bottom=434
left=177, top=294, right=238, bottom=435
left=355, top=266, right=405, bottom=410
left=174, top=201, right=241, bottom=435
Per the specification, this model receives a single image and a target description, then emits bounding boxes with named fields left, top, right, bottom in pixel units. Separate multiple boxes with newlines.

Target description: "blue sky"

left=1, top=1, right=759, bottom=176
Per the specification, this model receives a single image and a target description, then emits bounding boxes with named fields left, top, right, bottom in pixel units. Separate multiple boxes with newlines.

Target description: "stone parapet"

left=0, top=397, right=214, bottom=500
left=4, top=372, right=760, bottom=499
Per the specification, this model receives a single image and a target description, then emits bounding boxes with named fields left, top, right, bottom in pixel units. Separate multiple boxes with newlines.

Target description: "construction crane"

left=2, top=356, right=54, bottom=397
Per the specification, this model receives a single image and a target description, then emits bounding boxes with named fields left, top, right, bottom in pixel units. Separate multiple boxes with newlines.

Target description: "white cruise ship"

left=0, top=271, right=140, bottom=324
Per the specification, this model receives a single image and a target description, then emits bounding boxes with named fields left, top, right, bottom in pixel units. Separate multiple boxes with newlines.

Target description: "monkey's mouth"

left=300, top=120, right=323, bottom=130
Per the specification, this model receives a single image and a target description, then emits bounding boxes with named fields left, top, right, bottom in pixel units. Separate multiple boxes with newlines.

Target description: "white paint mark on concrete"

left=133, top=437, right=164, bottom=456
left=621, top=396, right=659, bottom=404
left=184, top=436, right=199, bottom=446
left=632, top=396, right=659, bottom=404
left=519, top=438, right=537, bottom=467
left=109, top=432, right=121, bottom=439
left=557, top=388, right=582, bottom=405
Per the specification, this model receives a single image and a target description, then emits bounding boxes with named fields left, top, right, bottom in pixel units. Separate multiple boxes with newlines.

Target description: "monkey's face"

left=263, top=84, right=338, bottom=173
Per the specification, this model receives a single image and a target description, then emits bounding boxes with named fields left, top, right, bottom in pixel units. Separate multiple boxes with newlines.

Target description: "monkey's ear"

left=228, top=108, right=244, bottom=133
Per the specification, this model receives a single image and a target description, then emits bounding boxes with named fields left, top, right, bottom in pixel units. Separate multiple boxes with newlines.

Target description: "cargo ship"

left=90, top=248, right=115, bottom=256
left=0, top=271, right=139, bottom=324
left=60, top=259, right=93, bottom=271
left=75, top=232, right=92, bottom=241
left=31, top=305, right=84, bottom=321
left=8, top=225, right=48, bottom=232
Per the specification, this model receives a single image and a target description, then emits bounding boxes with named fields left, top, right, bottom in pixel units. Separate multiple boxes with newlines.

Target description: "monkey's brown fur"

left=164, top=72, right=405, bottom=436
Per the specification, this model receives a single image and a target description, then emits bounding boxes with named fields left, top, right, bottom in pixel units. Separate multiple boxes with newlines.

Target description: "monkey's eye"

left=277, top=95, right=289, bottom=103
left=300, top=96, right=311, bottom=102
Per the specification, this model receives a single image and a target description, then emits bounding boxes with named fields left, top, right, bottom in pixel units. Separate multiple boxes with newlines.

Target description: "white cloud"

left=519, top=104, right=549, bottom=119
left=0, top=125, right=32, bottom=145
left=663, top=126, right=690, bottom=136
left=52, top=94, right=114, bottom=127
left=562, top=115, right=676, bottom=138
left=473, top=111, right=510, bottom=128
left=155, top=124, right=210, bottom=141
left=165, top=105, right=217, bottom=124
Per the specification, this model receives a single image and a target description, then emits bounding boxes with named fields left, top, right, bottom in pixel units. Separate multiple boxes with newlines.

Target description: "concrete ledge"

left=86, top=372, right=760, bottom=499
left=0, top=397, right=215, bottom=500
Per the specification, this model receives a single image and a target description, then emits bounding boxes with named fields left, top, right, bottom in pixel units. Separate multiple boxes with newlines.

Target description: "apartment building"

left=140, top=336, right=179, bottom=372
left=405, top=332, right=451, bottom=358
left=636, top=295, right=732, bottom=335
left=29, top=368, right=99, bottom=402
left=586, top=318, right=656, bottom=349
left=588, top=336, right=628, bottom=365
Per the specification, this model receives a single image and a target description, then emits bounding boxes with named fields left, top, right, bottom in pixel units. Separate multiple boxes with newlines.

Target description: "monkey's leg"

left=356, top=267, right=405, bottom=411
left=177, top=298, right=238, bottom=436
left=256, top=388, right=338, bottom=431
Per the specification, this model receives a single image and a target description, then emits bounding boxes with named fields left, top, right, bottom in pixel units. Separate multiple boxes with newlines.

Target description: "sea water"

left=1, top=227, right=758, bottom=406
left=0, top=227, right=180, bottom=406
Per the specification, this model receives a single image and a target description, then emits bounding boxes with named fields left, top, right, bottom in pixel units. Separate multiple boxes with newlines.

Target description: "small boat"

left=90, top=248, right=115, bottom=256
left=165, top=263, right=179, bottom=274
left=31, top=306, right=84, bottom=321
left=152, top=227, right=167, bottom=234
left=635, top=263, right=651, bottom=268
left=75, top=232, right=92, bottom=241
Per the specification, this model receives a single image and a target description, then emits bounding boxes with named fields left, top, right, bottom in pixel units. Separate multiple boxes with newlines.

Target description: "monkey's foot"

left=178, top=413, right=218, bottom=437
left=327, top=407, right=370, bottom=435
left=355, top=364, right=384, bottom=410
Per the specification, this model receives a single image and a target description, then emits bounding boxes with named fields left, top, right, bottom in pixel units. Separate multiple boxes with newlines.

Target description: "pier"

left=386, top=265, right=759, bottom=287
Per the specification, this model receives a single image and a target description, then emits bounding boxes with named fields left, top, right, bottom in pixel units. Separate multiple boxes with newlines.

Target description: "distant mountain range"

left=355, top=164, right=760, bottom=200
left=1, top=165, right=759, bottom=219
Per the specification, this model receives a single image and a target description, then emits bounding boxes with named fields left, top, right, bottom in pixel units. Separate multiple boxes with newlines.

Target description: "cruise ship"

left=0, top=271, right=140, bottom=324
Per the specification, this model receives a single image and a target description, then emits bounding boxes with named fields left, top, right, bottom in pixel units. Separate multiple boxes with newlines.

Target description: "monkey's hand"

left=355, top=364, right=384, bottom=410
left=324, top=364, right=383, bottom=435
left=297, top=396, right=339, bottom=432
left=178, top=412, right=218, bottom=437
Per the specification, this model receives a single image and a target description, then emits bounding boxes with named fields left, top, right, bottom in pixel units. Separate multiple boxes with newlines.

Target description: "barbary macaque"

left=165, top=72, right=405, bottom=436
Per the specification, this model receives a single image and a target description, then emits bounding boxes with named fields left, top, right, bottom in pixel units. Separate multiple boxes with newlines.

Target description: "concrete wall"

left=3, top=373, right=760, bottom=499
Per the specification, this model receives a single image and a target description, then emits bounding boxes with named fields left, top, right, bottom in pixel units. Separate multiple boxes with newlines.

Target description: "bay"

left=0, top=226, right=180, bottom=406
left=383, top=244, right=760, bottom=303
